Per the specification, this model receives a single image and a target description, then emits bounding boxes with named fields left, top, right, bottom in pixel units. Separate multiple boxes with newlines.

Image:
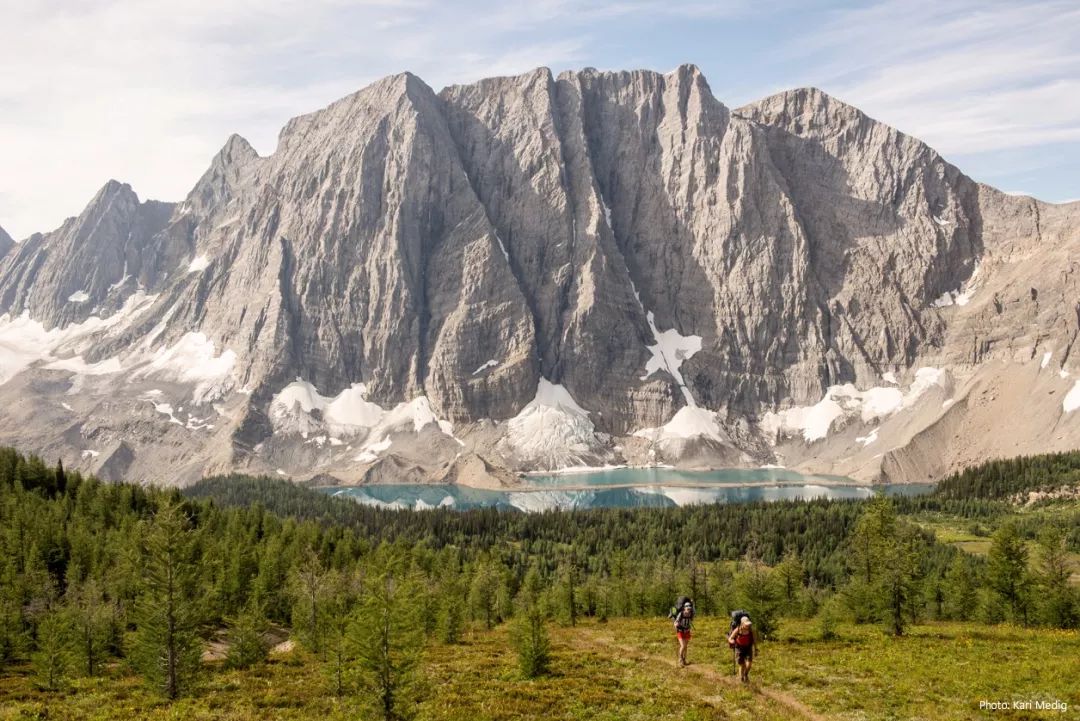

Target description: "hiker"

left=727, top=615, right=755, bottom=682
left=669, top=596, right=694, bottom=667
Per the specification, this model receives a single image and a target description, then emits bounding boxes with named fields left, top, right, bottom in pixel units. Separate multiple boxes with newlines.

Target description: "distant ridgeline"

left=0, top=445, right=1077, bottom=703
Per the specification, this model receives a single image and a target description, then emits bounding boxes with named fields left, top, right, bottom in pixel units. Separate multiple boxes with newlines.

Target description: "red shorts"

left=677, top=630, right=692, bottom=641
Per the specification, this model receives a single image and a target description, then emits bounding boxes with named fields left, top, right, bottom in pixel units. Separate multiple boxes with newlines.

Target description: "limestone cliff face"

left=0, top=65, right=1077, bottom=485
left=0, top=181, right=176, bottom=328
left=0, top=226, right=13, bottom=259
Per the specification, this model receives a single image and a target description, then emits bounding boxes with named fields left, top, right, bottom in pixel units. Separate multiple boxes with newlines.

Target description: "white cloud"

left=0, top=0, right=1073, bottom=238
left=787, top=1, right=1080, bottom=158
left=4, top=0, right=690, bottom=238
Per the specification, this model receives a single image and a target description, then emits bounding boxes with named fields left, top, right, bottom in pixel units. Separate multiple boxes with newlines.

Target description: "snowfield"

left=761, top=368, right=951, bottom=443
left=268, top=378, right=459, bottom=466
left=633, top=405, right=725, bottom=443
left=500, top=378, right=599, bottom=469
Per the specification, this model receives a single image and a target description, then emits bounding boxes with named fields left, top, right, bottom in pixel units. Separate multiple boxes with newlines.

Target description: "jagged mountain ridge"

left=0, top=64, right=1077, bottom=486
left=0, top=226, right=13, bottom=259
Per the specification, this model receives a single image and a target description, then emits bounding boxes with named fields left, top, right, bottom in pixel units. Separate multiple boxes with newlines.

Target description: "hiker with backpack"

left=668, top=596, right=694, bottom=667
left=727, top=610, right=755, bottom=683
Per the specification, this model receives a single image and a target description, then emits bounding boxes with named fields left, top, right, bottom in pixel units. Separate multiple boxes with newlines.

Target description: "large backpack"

left=669, top=596, right=694, bottom=629
left=729, top=609, right=750, bottom=634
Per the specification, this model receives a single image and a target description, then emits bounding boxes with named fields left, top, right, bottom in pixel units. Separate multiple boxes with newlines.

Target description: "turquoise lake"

left=319, top=466, right=934, bottom=512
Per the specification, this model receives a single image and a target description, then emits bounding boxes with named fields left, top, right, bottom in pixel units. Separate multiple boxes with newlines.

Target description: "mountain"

left=0, top=225, right=12, bottom=258
left=0, top=65, right=1077, bottom=486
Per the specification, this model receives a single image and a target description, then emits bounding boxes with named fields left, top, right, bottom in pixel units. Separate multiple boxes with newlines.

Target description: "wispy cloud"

left=789, top=0, right=1080, bottom=155
left=0, top=0, right=617, bottom=237
left=0, top=0, right=1074, bottom=237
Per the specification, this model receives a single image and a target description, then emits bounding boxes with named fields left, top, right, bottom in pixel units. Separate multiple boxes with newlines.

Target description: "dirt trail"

left=583, top=631, right=829, bottom=721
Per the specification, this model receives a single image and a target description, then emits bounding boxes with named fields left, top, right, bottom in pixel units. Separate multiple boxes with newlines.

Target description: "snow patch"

left=355, top=436, right=392, bottom=464
left=500, top=378, right=598, bottom=469
left=270, top=379, right=459, bottom=452
left=109, top=264, right=130, bottom=292
left=931, top=262, right=981, bottom=308
left=134, top=332, right=236, bottom=404
left=855, top=428, right=879, bottom=446
left=493, top=233, right=510, bottom=264
left=633, top=405, right=725, bottom=443
left=1041, top=351, right=1052, bottom=369
left=761, top=368, right=951, bottom=444
left=151, top=401, right=184, bottom=426
left=640, top=311, right=702, bottom=406
left=629, top=279, right=702, bottom=405
left=1064, top=381, right=1080, bottom=413
left=81, top=449, right=100, bottom=459
left=472, top=359, right=498, bottom=375
left=67, top=290, right=90, bottom=303
left=882, top=372, right=898, bottom=385
left=44, top=355, right=123, bottom=376
left=187, top=255, right=210, bottom=273
left=0, top=291, right=157, bottom=386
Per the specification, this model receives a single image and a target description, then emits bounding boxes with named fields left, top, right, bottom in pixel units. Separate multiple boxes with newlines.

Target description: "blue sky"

left=1, top=0, right=1077, bottom=237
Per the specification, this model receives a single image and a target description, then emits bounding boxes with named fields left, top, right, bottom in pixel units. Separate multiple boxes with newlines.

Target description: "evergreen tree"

left=877, top=525, right=921, bottom=636
left=225, top=599, right=270, bottom=670
left=322, top=569, right=359, bottom=697
left=128, top=500, right=204, bottom=699
left=289, top=546, right=330, bottom=653
left=943, top=556, right=978, bottom=622
left=1033, top=527, right=1078, bottom=629
left=66, top=576, right=111, bottom=677
left=735, top=557, right=781, bottom=638
left=986, top=522, right=1030, bottom=624
left=438, top=574, right=465, bottom=645
left=557, top=558, right=580, bottom=627
left=0, top=562, right=27, bottom=668
left=348, top=564, right=424, bottom=721
left=468, top=559, right=499, bottom=630
left=31, top=609, right=73, bottom=691
left=844, top=499, right=894, bottom=622
left=774, top=549, right=805, bottom=615
left=511, top=565, right=550, bottom=678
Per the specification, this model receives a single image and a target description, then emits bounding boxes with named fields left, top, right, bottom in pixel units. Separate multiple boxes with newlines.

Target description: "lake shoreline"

left=315, top=468, right=937, bottom=511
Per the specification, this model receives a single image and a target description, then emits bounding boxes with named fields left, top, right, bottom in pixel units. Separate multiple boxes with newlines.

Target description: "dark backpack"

left=729, top=609, right=749, bottom=633
left=669, top=596, right=694, bottom=629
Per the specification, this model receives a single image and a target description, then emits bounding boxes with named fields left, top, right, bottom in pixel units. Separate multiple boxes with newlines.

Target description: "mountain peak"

left=65, top=181, right=142, bottom=236
left=667, top=62, right=703, bottom=79
left=737, top=86, right=861, bottom=119
left=221, top=133, right=258, bottom=162
left=276, top=70, right=438, bottom=151
left=88, top=179, right=139, bottom=208
left=0, top=224, right=13, bottom=257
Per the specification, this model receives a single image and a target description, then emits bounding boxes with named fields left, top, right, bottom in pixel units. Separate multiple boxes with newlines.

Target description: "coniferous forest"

left=1, top=446, right=1078, bottom=720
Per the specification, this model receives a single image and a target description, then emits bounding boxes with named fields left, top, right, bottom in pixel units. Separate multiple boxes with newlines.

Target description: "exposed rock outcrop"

left=0, top=66, right=1077, bottom=486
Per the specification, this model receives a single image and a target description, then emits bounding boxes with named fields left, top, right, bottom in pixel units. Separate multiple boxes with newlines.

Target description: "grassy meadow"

left=2, top=617, right=1076, bottom=721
